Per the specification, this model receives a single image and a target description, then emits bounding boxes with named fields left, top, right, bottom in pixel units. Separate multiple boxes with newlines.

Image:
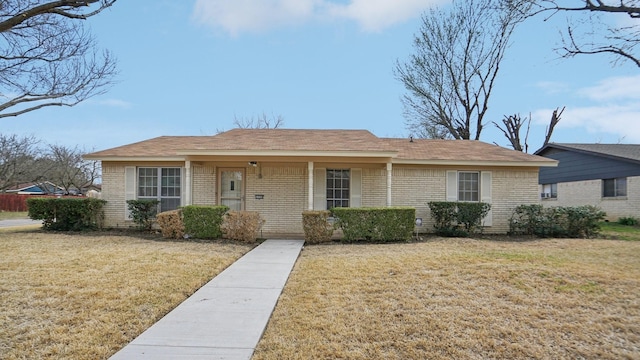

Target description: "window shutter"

left=446, top=171, right=458, bottom=201
left=350, top=168, right=362, bottom=208
left=124, top=166, right=136, bottom=220
left=481, top=171, right=492, bottom=226
left=313, top=168, right=326, bottom=210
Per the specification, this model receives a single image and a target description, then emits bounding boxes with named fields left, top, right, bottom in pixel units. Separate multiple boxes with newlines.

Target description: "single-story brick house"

left=535, top=143, right=640, bottom=221
left=84, top=129, right=557, bottom=236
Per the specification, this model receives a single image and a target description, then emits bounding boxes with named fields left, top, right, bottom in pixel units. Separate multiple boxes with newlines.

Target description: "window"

left=326, top=169, right=350, bottom=209
left=603, top=178, right=627, bottom=198
left=138, top=167, right=181, bottom=211
left=541, top=183, right=557, bottom=199
left=458, top=172, right=479, bottom=202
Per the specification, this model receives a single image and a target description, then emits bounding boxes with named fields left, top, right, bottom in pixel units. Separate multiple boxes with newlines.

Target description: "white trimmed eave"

left=83, top=156, right=187, bottom=162
left=175, top=149, right=398, bottom=158
left=392, top=159, right=559, bottom=167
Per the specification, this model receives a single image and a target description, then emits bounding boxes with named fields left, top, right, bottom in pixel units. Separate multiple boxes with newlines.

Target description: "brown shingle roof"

left=85, top=129, right=556, bottom=166
left=385, top=138, right=555, bottom=163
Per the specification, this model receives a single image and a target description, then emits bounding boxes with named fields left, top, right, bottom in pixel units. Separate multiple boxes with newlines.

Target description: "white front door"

left=219, top=169, right=244, bottom=211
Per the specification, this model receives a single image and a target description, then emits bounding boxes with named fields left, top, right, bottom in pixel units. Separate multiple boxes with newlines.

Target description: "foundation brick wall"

left=192, top=165, right=216, bottom=205
left=492, top=170, right=540, bottom=233
left=245, top=166, right=307, bottom=234
left=101, top=165, right=129, bottom=228
left=390, top=168, right=446, bottom=232
left=362, top=168, right=387, bottom=207
left=542, top=176, right=640, bottom=221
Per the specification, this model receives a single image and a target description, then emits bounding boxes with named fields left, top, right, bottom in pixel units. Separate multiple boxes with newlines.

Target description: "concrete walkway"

left=110, top=239, right=305, bottom=360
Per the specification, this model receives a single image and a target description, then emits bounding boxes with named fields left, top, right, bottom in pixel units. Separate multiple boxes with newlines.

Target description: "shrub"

left=509, top=205, right=606, bottom=238
left=126, top=199, right=159, bottom=231
left=509, top=204, right=544, bottom=236
left=302, top=210, right=334, bottom=244
left=222, top=211, right=264, bottom=243
left=157, top=209, right=185, bottom=239
left=27, top=197, right=106, bottom=231
left=332, top=207, right=415, bottom=242
left=618, top=217, right=639, bottom=226
left=428, top=201, right=491, bottom=237
left=182, top=205, right=229, bottom=239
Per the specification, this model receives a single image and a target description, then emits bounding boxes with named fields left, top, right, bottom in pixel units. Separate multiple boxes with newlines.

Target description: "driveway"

left=0, top=218, right=42, bottom=228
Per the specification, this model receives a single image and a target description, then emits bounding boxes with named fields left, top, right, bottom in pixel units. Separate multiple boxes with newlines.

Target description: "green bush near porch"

left=332, top=207, right=415, bottom=242
left=182, top=205, right=229, bottom=239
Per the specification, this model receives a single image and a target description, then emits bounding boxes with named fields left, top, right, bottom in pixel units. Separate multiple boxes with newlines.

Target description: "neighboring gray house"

left=535, top=143, right=640, bottom=220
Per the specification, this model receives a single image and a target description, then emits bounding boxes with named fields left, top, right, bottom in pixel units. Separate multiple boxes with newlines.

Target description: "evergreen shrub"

left=332, top=207, right=415, bottom=242
left=182, top=205, right=229, bottom=239
left=27, top=197, right=106, bottom=231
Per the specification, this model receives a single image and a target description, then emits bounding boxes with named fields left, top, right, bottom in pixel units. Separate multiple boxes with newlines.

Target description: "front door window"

left=220, top=170, right=244, bottom=211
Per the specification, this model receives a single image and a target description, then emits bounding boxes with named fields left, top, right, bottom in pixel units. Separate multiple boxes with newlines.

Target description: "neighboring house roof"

left=5, top=181, right=64, bottom=195
left=535, top=143, right=640, bottom=184
left=85, top=128, right=556, bottom=167
left=535, top=143, right=640, bottom=164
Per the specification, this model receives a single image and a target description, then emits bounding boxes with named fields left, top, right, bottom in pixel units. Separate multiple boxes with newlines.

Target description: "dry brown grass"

left=0, top=231, right=251, bottom=360
left=254, top=238, right=640, bottom=359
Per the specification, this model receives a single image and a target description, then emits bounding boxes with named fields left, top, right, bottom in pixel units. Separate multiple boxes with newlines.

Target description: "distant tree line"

left=0, top=134, right=99, bottom=195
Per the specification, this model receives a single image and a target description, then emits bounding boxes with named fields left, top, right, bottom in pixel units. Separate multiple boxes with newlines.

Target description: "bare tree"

left=523, top=0, right=640, bottom=67
left=43, top=144, right=100, bottom=194
left=542, top=106, right=564, bottom=146
left=493, top=114, right=532, bottom=152
left=493, top=106, right=565, bottom=152
left=233, top=113, right=285, bottom=129
left=395, top=0, right=530, bottom=140
left=0, top=134, right=41, bottom=191
left=0, top=0, right=117, bottom=118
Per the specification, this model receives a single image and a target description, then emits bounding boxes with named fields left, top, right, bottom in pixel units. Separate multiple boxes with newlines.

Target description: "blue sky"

left=2, top=0, right=638, bottom=153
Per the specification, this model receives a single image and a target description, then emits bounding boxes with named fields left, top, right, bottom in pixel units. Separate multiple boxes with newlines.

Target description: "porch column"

left=185, top=160, right=192, bottom=206
left=308, top=162, right=314, bottom=210
left=386, top=162, right=392, bottom=207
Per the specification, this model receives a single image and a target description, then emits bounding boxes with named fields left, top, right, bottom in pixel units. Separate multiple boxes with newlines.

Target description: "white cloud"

left=192, top=0, right=445, bottom=35
left=325, top=0, right=446, bottom=32
left=532, top=75, right=640, bottom=142
left=578, top=75, right=640, bottom=102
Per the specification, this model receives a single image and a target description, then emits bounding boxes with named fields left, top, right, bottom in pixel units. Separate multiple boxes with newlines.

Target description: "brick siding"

left=541, top=175, right=640, bottom=221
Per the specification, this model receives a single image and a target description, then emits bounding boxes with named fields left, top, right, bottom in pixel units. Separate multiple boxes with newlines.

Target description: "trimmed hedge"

left=332, top=207, right=415, bottom=242
left=222, top=211, right=264, bottom=243
left=157, top=209, right=185, bottom=239
left=428, top=201, right=491, bottom=237
left=509, top=204, right=606, bottom=238
left=182, top=205, right=229, bottom=239
left=27, top=197, right=106, bottom=231
left=302, top=210, right=334, bottom=244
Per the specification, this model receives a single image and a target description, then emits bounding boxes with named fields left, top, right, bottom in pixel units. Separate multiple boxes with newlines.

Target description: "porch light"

left=248, top=161, right=258, bottom=167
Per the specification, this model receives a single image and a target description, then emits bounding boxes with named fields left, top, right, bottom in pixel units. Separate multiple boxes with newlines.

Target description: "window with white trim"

left=603, top=178, right=626, bottom=198
left=458, top=172, right=479, bottom=202
left=326, top=169, right=350, bottom=209
left=138, top=167, right=181, bottom=212
left=541, top=183, right=557, bottom=199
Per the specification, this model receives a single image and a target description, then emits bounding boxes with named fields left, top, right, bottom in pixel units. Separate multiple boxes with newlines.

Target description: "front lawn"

left=600, top=221, right=640, bottom=241
left=254, top=238, right=640, bottom=359
left=0, top=231, right=251, bottom=359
